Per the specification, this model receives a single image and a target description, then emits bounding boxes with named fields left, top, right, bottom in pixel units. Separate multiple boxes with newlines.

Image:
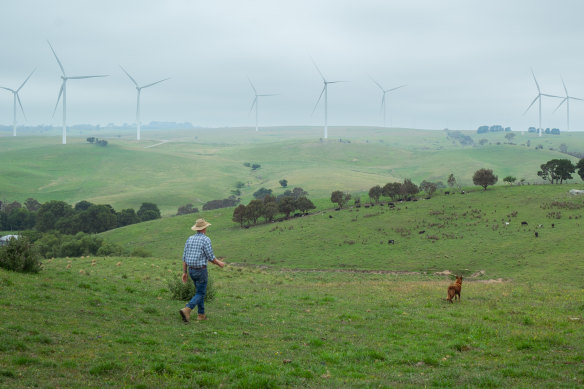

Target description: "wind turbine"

left=553, top=78, right=584, bottom=131
left=523, top=69, right=559, bottom=137
left=312, top=60, right=343, bottom=139
left=371, top=78, right=406, bottom=127
left=0, top=69, right=35, bottom=136
left=120, top=66, right=170, bottom=141
left=248, top=77, right=277, bottom=132
left=48, top=41, right=108, bottom=145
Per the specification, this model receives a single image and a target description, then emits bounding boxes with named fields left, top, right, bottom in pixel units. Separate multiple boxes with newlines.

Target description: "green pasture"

left=1, top=127, right=583, bottom=215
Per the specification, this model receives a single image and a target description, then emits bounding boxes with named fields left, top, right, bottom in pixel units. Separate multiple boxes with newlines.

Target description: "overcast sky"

left=1, top=0, right=584, bottom=132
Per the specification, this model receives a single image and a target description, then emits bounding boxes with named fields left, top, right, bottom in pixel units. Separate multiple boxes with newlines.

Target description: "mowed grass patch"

left=1, top=257, right=583, bottom=388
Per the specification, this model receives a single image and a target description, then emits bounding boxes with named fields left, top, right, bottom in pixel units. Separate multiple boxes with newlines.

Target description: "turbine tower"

left=0, top=69, right=35, bottom=136
left=312, top=60, right=343, bottom=139
left=553, top=78, right=584, bottom=131
left=120, top=66, right=170, bottom=141
left=523, top=69, right=559, bottom=137
left=248, top=77, right=277, bottom=132
left=48, top=41, right=108, bottom=145
left=371, top=78, right=406, bottom=127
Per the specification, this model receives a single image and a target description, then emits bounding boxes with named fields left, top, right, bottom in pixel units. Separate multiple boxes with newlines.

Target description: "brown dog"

left=446, top=275, right=463, bottom=303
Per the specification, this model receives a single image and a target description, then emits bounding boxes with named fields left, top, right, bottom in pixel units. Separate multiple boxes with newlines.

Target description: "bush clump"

left=168, top=275, right=215, bottom=302
left=0, top=236, right=42, bottom=273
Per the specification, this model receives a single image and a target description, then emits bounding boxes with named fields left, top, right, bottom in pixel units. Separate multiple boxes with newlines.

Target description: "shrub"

left=0, top=236, right=42, bottom=273
left=168, top=275, right=215, bottom=302
left=96, top=242, right=125, bottom=257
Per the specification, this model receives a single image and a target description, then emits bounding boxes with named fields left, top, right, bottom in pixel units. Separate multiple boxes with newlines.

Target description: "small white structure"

left=0, top=234, right=20, bottom=246
left=569, top=189, right=584, bottom=195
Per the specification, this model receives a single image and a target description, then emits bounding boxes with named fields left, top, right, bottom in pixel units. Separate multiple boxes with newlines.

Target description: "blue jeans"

left=186, top=268, right=208, bottom=314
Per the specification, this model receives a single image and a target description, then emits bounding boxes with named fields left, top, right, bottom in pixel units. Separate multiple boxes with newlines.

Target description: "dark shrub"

left=0, top=236, right=42, bottom=273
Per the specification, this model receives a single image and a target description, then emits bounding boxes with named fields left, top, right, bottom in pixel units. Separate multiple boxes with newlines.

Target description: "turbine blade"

left=16, top=94, right=26, bottom=121
left=541, top=94, right=561, bottom=98
left=249, top=97, right=257, bottom=115
left=47, top=41, right=66, bottom=76
left=247, top=77, right=258, bottom=95
left=523, top=95, right=539, bottom=115
left=570, top=97, right=584, bottom=102
left=0, top=87, right=14, bottom=92
left=258, top=94, right=278, bottom=97
left=553, top=98, right=567, bottom=112
left=531, top=68, right=541, bottom=93
left=370, top=77, right=384, bottom=91
left=52, top=82, right=64, bottom=118
left=311, top=58, right=326, bottom=81
left=142, top=78, right=170, bottom=89
left=386, top=84, right=407, bottom=93
left=120, top=66, right=139, bottom=87
left=68, top=75, right=108, bottom=79
left=561, top=77, right=568, bottom=96
left=380, top=94, right=385, bottom=113
left=17, top=68, right=36, bottom=92
left=311, top=86, right=326, bottom=115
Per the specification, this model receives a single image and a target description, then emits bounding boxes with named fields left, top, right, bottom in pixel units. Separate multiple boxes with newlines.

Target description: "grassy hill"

left=1, top=184, right=584, bottom=387
left=1, top=126, right=583, bottom=215
left=2, top=128, right=584, bottom=387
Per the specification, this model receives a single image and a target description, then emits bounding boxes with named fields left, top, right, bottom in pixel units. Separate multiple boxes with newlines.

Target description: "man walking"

left=179, top=218, right=225, bottom=322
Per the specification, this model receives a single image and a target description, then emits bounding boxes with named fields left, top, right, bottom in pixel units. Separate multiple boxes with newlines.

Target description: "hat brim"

left=191, top=222, right=211, bottom=231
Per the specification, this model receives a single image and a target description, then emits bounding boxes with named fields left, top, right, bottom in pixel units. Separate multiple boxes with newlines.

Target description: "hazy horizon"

left=2, top=1, right=584, bottom=132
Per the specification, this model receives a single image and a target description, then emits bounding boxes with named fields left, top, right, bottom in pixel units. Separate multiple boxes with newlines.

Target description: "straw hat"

left=191, top=218, right=211, bottom=231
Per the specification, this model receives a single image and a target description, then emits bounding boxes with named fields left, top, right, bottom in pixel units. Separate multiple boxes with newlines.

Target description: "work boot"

left=197, top=314, right=207, bottom=321
left=179, top=307, right=192, bottom=322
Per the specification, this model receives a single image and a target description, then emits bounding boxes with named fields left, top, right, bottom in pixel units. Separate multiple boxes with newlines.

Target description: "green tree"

left=6, top=208, right=35, bottom=230
left=74, top=200, right=94, bottom=211
left=400, top=179, right=419, bottom=198
left=232, top=204, right=246, bottom=227
left=118, top=208, right=140, bottom=227
left=503, top=176, right=517, bottom=185
left=138, top=202, right=161, bottom=221
left=245, top=200, right=264, bottom=225
left=262, top=202, right=279, bottom=222
left=36, top=200, right=74, bottom=232
left=278, top=196, right=296, bottom=218
left=382, top=182, right=401, bottom=200
left=253, top=187, right=272, bottom=200
left=419, top=180, right=437, bottom=196
left=24, top=198, right=41, bottom=212
left=0, top=236, right=41, bottom=273
left=577, top=158, right=584, bottom=181
left=538, top=159, right=575, bottom=184
left=279, top=179, right=288, bottom=187
left=447, top=173, right=457, bottom=188
left=368, top=185, right=382, bottom=203
left=473, top=168, right=498, bottom=190
left=295, top=197, right=315, bottom=213
left=504, top=132, right=516, bottom=142
left=331, top=191, right=351, bottom=209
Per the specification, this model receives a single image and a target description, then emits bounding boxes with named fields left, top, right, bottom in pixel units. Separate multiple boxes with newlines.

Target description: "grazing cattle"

left=388, top=202, right=395, bottom=206
left=364, top=205, right=370, bottom=208
left=329, top=215, right=333, bottom=219
left=388, top=239, right=395, bottom=244
left=418, top=230, right=425, bottom=234
left=293, top=213, right=302, bottom=218
left=552, top=223, right=555, bottom=228
left=521, top=221, right=528, bottom=226
left=444, top=191, right=450, bottom=195
left=535, top=232, right=539, bottom=238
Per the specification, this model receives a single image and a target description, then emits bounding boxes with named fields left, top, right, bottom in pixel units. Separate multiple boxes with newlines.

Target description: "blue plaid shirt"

left=183, top=232, right=215, bottom=268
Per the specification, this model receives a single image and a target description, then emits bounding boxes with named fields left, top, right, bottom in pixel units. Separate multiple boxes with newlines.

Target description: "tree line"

left=232, top=187, right=315, bottom=227
left=0, top=199, right=161, bottom=234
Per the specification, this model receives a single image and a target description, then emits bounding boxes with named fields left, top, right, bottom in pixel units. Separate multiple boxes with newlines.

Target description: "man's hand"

left=182, top=272, right=188, bottom=283
left=214, top=258, right=226, bottom=268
